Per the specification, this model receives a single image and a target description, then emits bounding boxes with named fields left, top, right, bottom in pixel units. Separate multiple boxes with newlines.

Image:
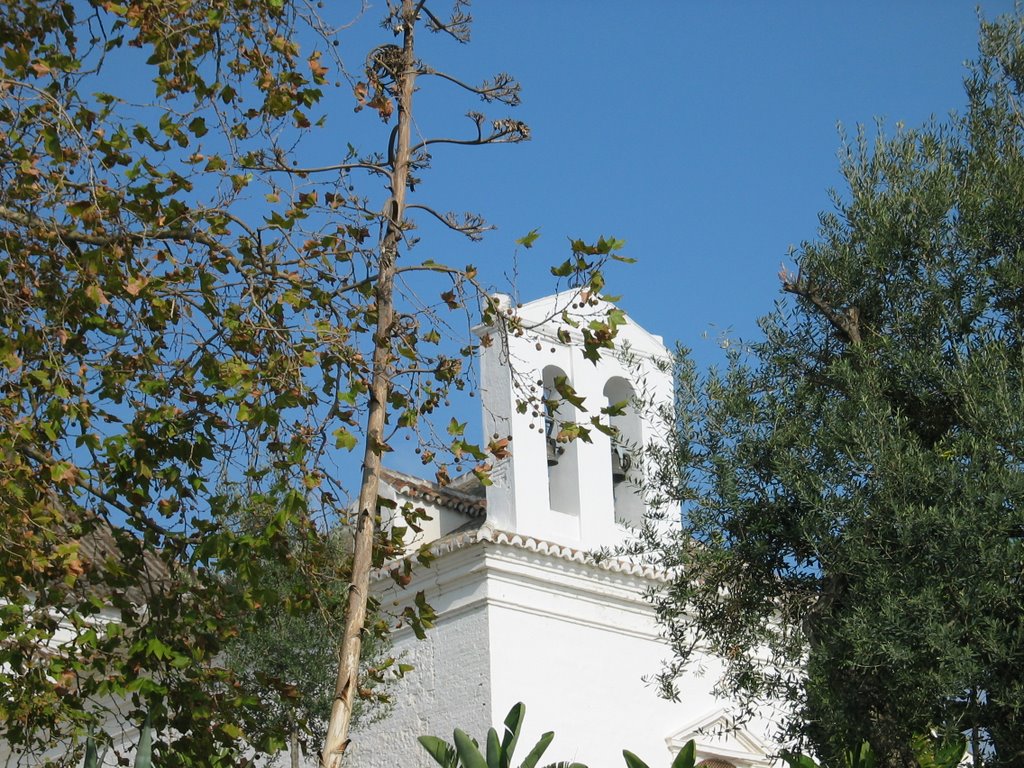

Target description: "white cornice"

left=402, top=524, right=669, bottom=582
left=374, top=525, right=671, bottom=642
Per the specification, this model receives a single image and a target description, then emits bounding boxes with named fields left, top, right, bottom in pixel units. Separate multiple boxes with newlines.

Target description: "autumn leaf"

left=353, top=81, right=369, bottom=111
left=85, top=283, right=109, bottom=306
left=125, top=276, right=149, bottom=296
left=308, top=52, right=329, bottom=81
left=49, top=461, right=77, bottom=484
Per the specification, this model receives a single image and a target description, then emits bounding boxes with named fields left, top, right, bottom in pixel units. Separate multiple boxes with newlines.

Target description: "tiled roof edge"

left=380, top=467, right=487, bottom=517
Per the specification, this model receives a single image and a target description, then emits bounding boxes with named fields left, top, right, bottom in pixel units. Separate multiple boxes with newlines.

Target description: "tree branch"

left=240, top=161, right=387, bottom=176
left=405, top=204, right=493, bottom=240
left=418, top=68, right=520, bottom=105
left=780, top=272, right=861, bottom=345
left=0, top=205, right=223, bottom=251
left=409, top=119, right=529, bottom=154
left=15, top=443, right=177, bottom=540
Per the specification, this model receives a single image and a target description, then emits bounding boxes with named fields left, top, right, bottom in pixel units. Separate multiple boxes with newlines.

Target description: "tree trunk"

left=320, top=3, right=417, bottom=767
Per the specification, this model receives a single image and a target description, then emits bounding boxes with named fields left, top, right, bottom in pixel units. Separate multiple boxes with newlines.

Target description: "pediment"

left=665, top=708, right=774, bottom=768
left=514, top=291, right=670, bottom=359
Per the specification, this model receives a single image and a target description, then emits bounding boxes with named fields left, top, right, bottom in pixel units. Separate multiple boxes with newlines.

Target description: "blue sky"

left=383, top=1, right=1015, bottom=370
left=65, top=1, right=1021, bottom=490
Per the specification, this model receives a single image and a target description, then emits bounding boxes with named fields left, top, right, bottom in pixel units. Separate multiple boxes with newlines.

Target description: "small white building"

left=350, top=294, right=781, bottom=768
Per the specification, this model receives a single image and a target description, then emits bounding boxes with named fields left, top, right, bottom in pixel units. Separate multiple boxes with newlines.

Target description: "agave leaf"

left=933, top=736, right=967, bottom=768
left=134, top=712, right=153, bottom=768
left=83, top=734, right=98, bottom=768
left=455, top=728, right=489, bottom=768
left=519, top=731, right=554, bottom=768
left=501, top=702, right=526, bottom=768
left=669, top=740, right=697, bottom=768
left=541, top=762, right=588, bottom=768
left=487, top=727, right=502, bottom=768
left=913, top=733, right=967, bottom=768
left=419, top=735, right=459, bottom=768
left=780, top=754, right=820, bottom=768
left=850, top=742, right=874, bottom=768
left=622, top=751, right=650, bottom=768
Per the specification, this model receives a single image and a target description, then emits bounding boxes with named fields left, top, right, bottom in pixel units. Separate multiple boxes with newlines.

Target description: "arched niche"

left=603, top=376, right=643, bottom=528
left=542, top=365, right=581, bottom=517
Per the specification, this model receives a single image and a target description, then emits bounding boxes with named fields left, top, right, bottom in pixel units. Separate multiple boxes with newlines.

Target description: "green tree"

left=218, top=491, right=397, bottom=768
left=0, top=1, right=624, bottom=766
left=637, top=10, right=1024, bottom=768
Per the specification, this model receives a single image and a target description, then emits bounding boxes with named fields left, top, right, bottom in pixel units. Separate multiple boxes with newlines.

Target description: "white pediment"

left=514, top=291, right=670, bottom=359
left=665, top=708, right=775, bottom=768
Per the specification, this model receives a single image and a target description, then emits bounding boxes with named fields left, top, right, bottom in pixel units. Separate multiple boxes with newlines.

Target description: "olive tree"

left=635, top=10, right=1024, bottom=768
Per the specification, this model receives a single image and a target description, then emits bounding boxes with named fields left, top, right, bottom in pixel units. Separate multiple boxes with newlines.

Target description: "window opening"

left=545, top=398, right=564, bottom=467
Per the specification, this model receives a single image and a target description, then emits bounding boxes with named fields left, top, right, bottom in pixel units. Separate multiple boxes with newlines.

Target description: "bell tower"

left=476, top=292, right=674, bottom=549
left=350, top=292, right=781, bottom=768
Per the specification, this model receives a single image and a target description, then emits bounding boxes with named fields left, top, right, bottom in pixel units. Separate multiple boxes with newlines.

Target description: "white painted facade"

left=351, top=294, right=782, bottom=768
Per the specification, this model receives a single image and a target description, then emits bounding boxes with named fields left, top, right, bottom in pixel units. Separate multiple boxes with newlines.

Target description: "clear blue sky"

left=375, top=1, right=1015, bottom=370
left=94, top=1, right=1020, bottom=486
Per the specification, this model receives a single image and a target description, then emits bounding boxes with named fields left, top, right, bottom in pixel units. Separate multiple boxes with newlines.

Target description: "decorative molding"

left=397, top=523, right=669, bottom=582
left=666, top=708, right=775, bottom=768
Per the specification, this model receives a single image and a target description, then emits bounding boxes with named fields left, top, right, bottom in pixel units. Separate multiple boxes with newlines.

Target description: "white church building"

left=349, top=294, right=782, bottom=768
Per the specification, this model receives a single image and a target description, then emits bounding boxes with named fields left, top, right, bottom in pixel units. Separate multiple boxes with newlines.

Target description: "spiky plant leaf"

left=501, top=702, right=526, bottom=768
left=669, top=740, right=696, bottom=768
left=82, top=735, right=98, bottom=768
left=487, top=727, right=502, bottom=768
left=419, top=735, right=459, bottom=768
left=454, top=728, right=488, bottom=768
left=781, top=754, right=820, bottom=768
left=134, top=712, right=153, bottom=768
left=519, top=731, right=554, bottom=768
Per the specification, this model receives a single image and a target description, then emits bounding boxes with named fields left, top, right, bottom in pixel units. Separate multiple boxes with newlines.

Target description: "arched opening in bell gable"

left=603, top=376, right=643, bottom=529
left=542, top=365, right=581, bottom=519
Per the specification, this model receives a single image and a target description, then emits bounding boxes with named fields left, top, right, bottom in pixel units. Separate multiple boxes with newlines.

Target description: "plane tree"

left=0, top=2, right=625, bottom=766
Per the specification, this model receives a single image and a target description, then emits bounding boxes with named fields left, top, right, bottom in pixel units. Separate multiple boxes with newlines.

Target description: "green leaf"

left=486, top=727, right=502, bottom=768
left=188, top=117, right=208, bottom=137
left=42, top=125, right=63, bottom=161
left=419, top=736, right=458, bottom=768
left=516, top=229, right=541, bottom=248
left=134, top=712, right=152, bottom=768
left=500, top=701, right=525, bottom=768
left=668, top=740, right=696, bottom=768
left=333, top=427, right=358, bottom=451
left=83, top=734, right=99, bottom=768
left=519, top=732, right=554, bottom=768
left=550, top=260, right=573, bottom=278
left=454, top=729, right=488, bottom=768
left=622, top=751, right=649, bottom=768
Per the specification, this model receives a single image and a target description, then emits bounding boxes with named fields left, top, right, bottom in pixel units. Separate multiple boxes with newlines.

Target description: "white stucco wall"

left=481, top=541, right=729, bottom=768
left=349, top=533, right=774, bottom=768
left=349, top=544, right=493, bottom=768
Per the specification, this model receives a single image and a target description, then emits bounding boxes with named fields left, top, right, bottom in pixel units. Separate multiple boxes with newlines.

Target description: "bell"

left=611, top=445, right=631, bottom=484
left=545, top=413, right=563, bottom=466
left=546, top=438, right=564, bottom=467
